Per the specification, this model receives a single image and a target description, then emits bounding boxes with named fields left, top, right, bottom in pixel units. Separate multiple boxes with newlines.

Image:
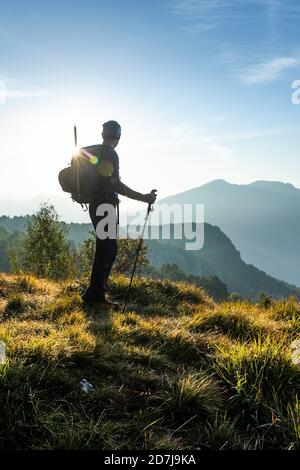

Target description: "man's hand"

left=142, top=190, right=157, bottom=204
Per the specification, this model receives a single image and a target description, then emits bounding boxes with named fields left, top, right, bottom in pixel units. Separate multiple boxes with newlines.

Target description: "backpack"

left=58, top=148, right=101, bottom=205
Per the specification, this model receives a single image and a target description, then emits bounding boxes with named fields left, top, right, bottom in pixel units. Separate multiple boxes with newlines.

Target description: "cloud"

left=237, top=56, right=299, bottom=84
left=0, top=83, right=48, bottom=103
left=167, top=1, right=300, bottom=84
left=4, top=89, right=48, bottom=98
left=167, top=0, right=281, bottom=33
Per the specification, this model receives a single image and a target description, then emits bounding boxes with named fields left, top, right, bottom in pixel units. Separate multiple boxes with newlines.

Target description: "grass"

left=0, top=273, right=300, bottom=449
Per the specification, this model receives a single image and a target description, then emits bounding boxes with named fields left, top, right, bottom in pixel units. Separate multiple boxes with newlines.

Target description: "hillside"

left=1, top=273, right=300, bottom=450
left=157, top=180, right=300, bottom=286
left=146, top=223, right=300, bottom=300
left=1, top=215, right=298, bottom=300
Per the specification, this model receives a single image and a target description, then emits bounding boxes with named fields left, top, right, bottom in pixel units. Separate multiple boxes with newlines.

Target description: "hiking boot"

left=82, top=294, right=119, bottom=311
left=98, top=298, right=120, bottom=310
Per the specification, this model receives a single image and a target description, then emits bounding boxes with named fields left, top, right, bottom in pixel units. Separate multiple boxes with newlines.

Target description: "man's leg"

left=82, top=202, right=118, bottom=303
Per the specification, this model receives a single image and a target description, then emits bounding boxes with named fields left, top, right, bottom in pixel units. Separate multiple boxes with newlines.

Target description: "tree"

left=257, top=292, right=273, bottom=309
left=0, top=227, right=24, bottom=272
left=14, top=203, right=75, bottom=280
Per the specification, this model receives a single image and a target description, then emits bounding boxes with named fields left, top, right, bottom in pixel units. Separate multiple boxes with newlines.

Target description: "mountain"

left=157, top=180, right=300, bottom=286
left=145, top=223, right=300, bottom=300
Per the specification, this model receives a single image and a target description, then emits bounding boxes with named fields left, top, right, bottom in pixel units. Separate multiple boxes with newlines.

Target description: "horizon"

left=0, top=177, right=299, bottom=223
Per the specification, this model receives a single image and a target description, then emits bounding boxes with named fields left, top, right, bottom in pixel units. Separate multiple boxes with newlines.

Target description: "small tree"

left=228, top=292, right=242, bottom=303
left=258, top=292, right=273, bottom=309
left=15, top=203, right=75, bottom=280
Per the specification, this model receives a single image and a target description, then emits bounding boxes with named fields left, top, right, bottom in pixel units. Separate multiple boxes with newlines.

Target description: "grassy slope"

left=0, top=273, right=300, bottom=450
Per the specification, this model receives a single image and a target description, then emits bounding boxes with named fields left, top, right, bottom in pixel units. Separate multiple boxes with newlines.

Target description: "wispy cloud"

left=168, top=0, right=274, bottom=32
left=167, top=0, right=300, bottom=32
left=0, top=82, right=48, bottom=103
left=167, top=0, right=300, bottom=84
left=237, top=56, right=299, bottom=84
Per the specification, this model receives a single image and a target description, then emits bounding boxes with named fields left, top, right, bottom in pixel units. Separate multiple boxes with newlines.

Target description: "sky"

left=0, top=0, right=300, bottom=221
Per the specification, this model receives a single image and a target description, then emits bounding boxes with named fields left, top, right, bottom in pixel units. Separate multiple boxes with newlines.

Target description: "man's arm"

left=111, top=178, right=157, bottom=204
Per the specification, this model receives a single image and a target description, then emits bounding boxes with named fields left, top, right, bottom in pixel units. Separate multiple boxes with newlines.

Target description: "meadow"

left=0, top=272, right=300, bottom=450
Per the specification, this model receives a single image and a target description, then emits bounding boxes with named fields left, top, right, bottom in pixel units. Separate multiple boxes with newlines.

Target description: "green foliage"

left=11, top=203, right=76, bottom=280
left=0, top=227, right=24, bottom=272
left=257, top=292, right=273, bottom=309
left=228, top=292, right=242, bottom=302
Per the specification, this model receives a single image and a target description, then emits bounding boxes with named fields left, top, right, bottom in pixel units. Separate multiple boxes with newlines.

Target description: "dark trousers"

left=83, top=202, right=117, bottom=301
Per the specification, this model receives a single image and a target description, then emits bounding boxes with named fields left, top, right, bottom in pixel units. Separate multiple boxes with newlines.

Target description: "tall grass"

left=0, top=272, right=300, bottom=449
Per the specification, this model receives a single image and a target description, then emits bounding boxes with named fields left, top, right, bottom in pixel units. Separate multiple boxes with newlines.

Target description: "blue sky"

left=0, top=0, right=300, bottom=219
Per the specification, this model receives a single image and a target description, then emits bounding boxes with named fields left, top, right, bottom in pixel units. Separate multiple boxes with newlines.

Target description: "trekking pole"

left=122, top=189, right=157, bottom=313
left=73, top=123, right=81, bottom=201
left=74, top=124, right=78, bottom=148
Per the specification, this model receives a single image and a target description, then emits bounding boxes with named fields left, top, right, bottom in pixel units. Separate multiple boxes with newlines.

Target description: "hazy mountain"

left=157, top=180, right=300, bottom=286
left=145, top=223, right=300, bottom=300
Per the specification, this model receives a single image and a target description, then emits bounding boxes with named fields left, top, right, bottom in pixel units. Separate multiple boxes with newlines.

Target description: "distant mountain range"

left=157, top=180, right=300, bottom=286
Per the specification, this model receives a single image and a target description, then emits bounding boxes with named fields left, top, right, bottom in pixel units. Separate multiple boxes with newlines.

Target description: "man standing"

left=81, top=120, right=157, bottom=308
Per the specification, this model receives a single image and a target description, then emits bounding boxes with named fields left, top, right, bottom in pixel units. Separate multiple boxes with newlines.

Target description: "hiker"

left=81, top=120, right=157, bottom=308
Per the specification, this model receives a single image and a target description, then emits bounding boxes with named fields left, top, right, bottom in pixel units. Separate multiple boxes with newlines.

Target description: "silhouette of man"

left=81, top=120, right=157, bottom=308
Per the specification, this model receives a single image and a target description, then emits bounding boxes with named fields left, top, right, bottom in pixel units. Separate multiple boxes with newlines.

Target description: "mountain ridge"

left=156, top=179, right=300, bottom=286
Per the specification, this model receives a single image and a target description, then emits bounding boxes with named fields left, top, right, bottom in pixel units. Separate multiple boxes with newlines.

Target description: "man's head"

left=102, top=120, right=121, bottom=148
